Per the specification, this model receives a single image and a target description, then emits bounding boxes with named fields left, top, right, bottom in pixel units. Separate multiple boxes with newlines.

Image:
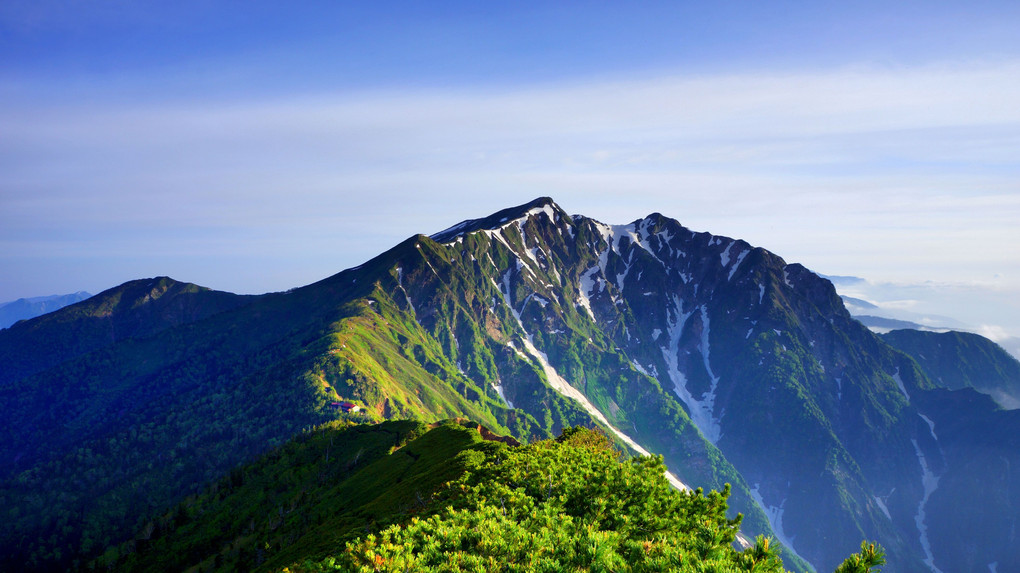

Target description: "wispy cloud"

left=2, top=60, right=1019, bottom=303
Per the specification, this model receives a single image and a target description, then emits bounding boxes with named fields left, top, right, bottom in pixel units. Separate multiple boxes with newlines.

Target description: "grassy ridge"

left=101, top=421, right=883, bottom=573
left=92, top=420, right=484, bottom=572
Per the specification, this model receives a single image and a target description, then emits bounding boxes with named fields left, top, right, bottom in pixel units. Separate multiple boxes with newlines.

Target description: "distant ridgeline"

left=0, top=291, right=91, bottom=329
left=2, top=198, right=1018, bottom=573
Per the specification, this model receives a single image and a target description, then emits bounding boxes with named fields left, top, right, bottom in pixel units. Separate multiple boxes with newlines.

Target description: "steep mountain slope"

left=419, top=198, right=935, bottom=571
left=882, top=328, right=1020, bottom=408
left=2, top=197, right=1016, bottom=572
left=0, top=291, right=92, bottom=329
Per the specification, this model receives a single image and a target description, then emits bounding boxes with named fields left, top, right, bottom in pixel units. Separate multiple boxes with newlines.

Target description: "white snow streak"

left=892, top=368, right=910, bottom=400
left=395, top=267, right=417, bottom=318
left=919, top=413, right=938, bottom=441
left=912, top=439, right=943, bottom=573
left=525, top=203, right=558, bottom=224
left=521, top=244, right=541, bottom=268
left=728, top=249, right=749, bottom=281
left=873, top=495, right=892, bottom=520
left=661, top=298, right=723, bottom=444
left=720, top=242, right=734, bottom=267
left=696, top=305, right=723, bottom=440
left=523, top=332, right=690, bottom=491
left=492, top=380, right=513, bottom=409
left=749, top=485, right=808, bottom=564
left=577, top=265, right=600, bottom=320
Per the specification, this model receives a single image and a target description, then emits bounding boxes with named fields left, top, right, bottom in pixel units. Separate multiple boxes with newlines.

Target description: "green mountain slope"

left=882, top=328, right=1020, bottom=408
left=97, top=419, right=480, bottom=572
left=3, top=197, right=1017, bottom=572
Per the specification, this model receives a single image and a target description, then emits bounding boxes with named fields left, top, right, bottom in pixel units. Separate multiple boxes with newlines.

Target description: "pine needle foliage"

left=294, top=426, right=791, bottom=572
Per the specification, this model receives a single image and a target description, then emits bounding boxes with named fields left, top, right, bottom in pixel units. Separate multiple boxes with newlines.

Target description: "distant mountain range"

left=2, top=198, right=1018, bottom=573
left=0, top=291, right=92, bottom=329
left=835, top=283, right=1020, bottom=363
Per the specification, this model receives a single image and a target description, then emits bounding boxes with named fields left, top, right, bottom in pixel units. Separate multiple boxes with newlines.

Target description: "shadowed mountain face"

left=0, top=277, right=255, bottom=387
left=2, top=198, right=1016, bottom=573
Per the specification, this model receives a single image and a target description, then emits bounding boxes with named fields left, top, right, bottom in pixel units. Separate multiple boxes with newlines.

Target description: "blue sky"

left=2, top=1, right=1019, bottom=347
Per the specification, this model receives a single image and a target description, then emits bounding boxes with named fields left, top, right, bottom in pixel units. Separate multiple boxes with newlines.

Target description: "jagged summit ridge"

left=430, top=196, right=567, bottom=243
left=426, top=198, right=835, bottom=455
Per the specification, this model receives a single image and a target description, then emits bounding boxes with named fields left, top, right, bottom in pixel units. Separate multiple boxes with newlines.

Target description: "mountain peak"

left=430, top=197, right=564, bottom=243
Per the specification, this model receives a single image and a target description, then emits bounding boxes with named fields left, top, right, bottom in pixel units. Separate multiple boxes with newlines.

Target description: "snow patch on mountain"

left=919, top=413, right=938, bottom=441
left=661, top=298, right=723, bottom=444
left=749, top=484, right=807, bottom=565
left=873, top=495, right=892, bottom=520
left=912, top=439, right=943, bottom=573
left=395, top=267, right=418, bottom=320
left=720, top=242, right=734, bottom=267
left=728, top=249, right=749, bottom=281
left=697, top=305, right=723, bottom=440
left=577, top=266, right=600, bottom=321
left=521, top=244, right=541, bottom=269
left=483, top=228, right=516, bottom=258
left=631, top=360, right=650, bottom=376
left=492, top=380, right=513, bottom=409
left=520, top=330, right=689, bottom=491
left=892, top=368, right=910, bottom=400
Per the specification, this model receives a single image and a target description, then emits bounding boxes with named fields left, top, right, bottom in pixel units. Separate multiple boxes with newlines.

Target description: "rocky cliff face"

left=399, top=198, right=932, bottom=571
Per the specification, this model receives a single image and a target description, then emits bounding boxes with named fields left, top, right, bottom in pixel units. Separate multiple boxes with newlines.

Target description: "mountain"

left=0, top=277, right=255, bottom=388
left=0, top=291, right=92, bottom=329
left=2, top=197, right=1017, bottom=572
left=882, top=329, right=1020, bottom=409
left=855, top=315, right=926, bottom=331
left=839, top=295, right=967, bottom=333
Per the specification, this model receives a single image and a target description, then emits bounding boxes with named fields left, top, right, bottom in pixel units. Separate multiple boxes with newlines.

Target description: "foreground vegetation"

left=91, top=421, right=883, bottom=573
